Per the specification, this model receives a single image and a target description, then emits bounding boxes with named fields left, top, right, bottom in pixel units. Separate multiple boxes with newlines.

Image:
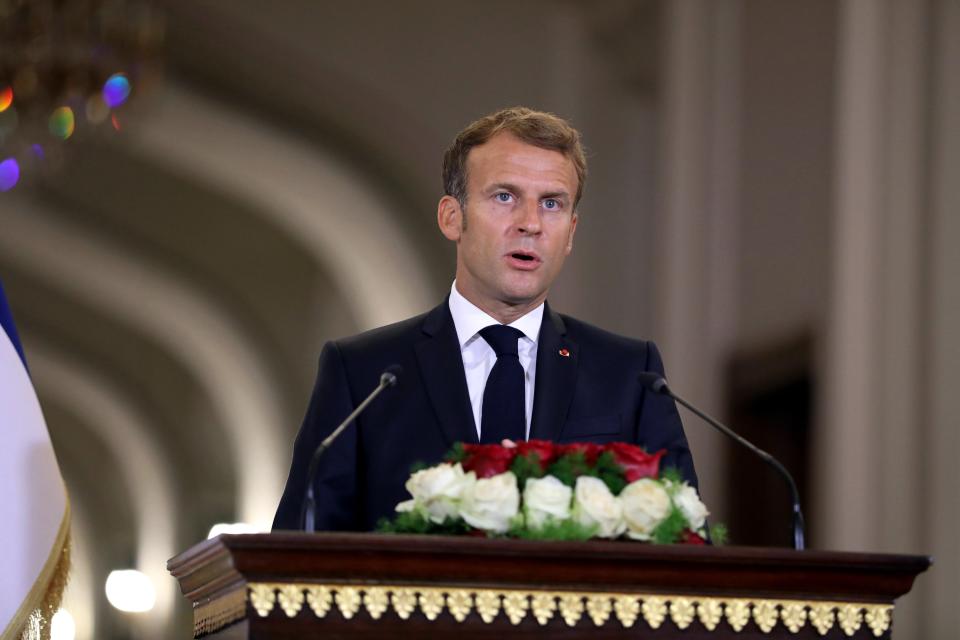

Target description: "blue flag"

left=0, top=279, right=27, bottom=368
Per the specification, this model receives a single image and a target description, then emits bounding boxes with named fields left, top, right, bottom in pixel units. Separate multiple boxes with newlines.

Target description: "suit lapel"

left=415, top=301, right=480, bottom=446
left=529, top=303, right=579, bottom=441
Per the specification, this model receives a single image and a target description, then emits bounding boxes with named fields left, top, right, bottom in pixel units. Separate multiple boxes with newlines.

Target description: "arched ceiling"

left=0, top=78, right=442, bottom=636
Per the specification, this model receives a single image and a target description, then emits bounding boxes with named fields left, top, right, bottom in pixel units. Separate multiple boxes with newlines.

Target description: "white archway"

left=130, top=83, right=437, bottom=332
left=0, top=199, right=286, bottom=527
left=30, top=345, right=177, bottom=638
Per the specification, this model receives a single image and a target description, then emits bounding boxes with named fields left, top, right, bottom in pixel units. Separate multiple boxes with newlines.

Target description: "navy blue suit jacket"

left=273, top=300, right=698, bottom=531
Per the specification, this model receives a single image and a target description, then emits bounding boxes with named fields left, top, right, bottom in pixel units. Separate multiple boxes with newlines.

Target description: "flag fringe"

left=1, top=498, right=71, bottom=640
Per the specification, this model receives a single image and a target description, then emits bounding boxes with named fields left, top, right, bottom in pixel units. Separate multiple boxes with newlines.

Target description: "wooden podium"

left=168, top=533, right=929, bottom=639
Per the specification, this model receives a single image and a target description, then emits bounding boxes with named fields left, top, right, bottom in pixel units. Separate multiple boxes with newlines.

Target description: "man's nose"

left=516, top=199, right=542, bottom=234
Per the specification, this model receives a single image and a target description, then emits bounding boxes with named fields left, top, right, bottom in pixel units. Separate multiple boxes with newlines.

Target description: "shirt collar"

left=448, top=281, right=544, bottom=349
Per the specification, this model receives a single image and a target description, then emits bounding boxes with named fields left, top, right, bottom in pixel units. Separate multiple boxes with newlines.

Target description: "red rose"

left=461, top=444, right=517, bottom=478
left=680, top=529, right=707, bottom=545
left=608, top=443, right=665, bottom=481
left=557, top=442, right=604, bottom=465
left=514, top=440, right=557, bottom=470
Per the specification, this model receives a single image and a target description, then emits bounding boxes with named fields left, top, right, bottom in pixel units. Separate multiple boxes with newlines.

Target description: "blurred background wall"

left=0, top=0, right=956, bottom=637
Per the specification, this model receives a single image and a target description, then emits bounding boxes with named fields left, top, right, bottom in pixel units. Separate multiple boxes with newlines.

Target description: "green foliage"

left=545, top=451, right=628, bottom=495
left=378, top=510, right=599, bottom=542
left=376, top=511, right=431, bottom=534
left=444, top=442, right=467, bottom=464
left=408, top=460, right=430, bottom=474
left=594, top=451, right=628, bottom=495
left=660, top=466, right=683, bottom=485
left=509, top=453, right=546, bottom=491
left=507, top=517, right=598, bottom=541
left=546, top=451, right=590, bottom=487
left=708, top=523, right=729, bottom=546
left=651, top=505, right=688, bottom=544
left=376, top=510, right=471, bottom=536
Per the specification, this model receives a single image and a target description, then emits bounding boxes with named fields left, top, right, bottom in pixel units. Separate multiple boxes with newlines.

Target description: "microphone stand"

left=300, top=367, right=400, bottom=532
left=641, top=373, right=806, bottom=550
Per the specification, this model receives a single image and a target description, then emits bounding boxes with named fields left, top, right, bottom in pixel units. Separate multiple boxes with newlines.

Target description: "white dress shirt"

left=448, top=281, right=542, bottom=440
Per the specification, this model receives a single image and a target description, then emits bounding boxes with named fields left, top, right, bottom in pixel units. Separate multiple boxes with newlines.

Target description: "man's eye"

left=495, top=193, right=513, bottom=203
left=543, top=198, right=560, bottom=210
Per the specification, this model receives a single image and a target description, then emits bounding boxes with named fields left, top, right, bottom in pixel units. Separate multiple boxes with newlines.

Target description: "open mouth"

left=506, top=251, right=541, bottom=269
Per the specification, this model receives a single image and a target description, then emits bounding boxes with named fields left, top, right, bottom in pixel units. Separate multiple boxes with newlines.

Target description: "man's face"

left=438, top=132, right=579, bottom=321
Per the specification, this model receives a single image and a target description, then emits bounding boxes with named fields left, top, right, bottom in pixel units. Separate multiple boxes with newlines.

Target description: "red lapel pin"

left=558, top=348, right=570, bottom=357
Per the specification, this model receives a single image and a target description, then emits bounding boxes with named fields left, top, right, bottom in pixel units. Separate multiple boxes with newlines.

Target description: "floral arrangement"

left=378, top=440, right=716, bottom=544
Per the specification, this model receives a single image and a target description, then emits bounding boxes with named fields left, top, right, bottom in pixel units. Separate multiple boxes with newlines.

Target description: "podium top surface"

left=169, top=532, right=930, bottom=605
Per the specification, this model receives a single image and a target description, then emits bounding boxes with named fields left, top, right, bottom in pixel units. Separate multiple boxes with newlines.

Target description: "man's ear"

left=565, top=212, right=579, bottom=254
left=438, top=195, right=463, bottom=241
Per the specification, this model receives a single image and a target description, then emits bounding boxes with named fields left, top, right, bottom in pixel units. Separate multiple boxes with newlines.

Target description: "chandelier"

left=0, top=0, right=164, bottom=192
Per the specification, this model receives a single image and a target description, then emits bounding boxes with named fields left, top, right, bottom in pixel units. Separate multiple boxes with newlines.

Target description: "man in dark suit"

left=273, top=107, right=697, bottom=531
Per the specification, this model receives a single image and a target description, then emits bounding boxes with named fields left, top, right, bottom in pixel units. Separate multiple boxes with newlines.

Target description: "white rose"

left=459, top=472, right=520, bottom=533
left=402, top=463, right=474, bottom=523
left=394, top=499, right=415, bottom=513
left=523, top=475, right=573, bottom=529
left=671, top=483, right=709, bottom=530
left=572, top=476, right=626, bottom=539
left=620, top=478, right=671, bottom=541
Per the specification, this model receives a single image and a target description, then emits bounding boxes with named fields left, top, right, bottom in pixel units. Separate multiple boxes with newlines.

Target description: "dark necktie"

left=479, top=325, right=526, bottom=444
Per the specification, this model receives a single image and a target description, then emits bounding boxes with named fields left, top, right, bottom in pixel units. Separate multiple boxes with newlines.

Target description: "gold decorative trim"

left=248, top=584, right=275, bottom=617
left=613, top=594, right=640, bottom=627
left=419, top=589, right=444, bottom=621
left=642, top=595, right=667, bottom=629
left=670, top=597, right=695, bottom=630
left=193, top=587, right=246, bottom=638
left=726, top=597, right=751, bottom=631
left=277, top=584, right=303, bottom=617
left=698, top=597, right=723, bottom=631
left=781, top=600, right=807, bottom=633
left=531, top=592, right=556, bottom=625
left=475, top=590, right=499, bottom=623
left=4, top=497, right=71, bottom=640
left=810, top=602, right=836, bottom=635
left=205, top=584, right=897, bottom=638
left=391, top=588, right=417, bottom=620
left=335, top=587, right=361, bottom=619
left=306, top=585, right=332, bottom=617
left=364, top=587, right=389, bottom=620
left=447, top=590, right=473, bottom=622
left=838, top=604, right=863, bottom=636
left=586, top=594, right=611, bottom=626
left=865, top=604, right=891, bottom=637
left=753, top=600, right=778, bottom=633
left=502, top=592, right=528, bottom=624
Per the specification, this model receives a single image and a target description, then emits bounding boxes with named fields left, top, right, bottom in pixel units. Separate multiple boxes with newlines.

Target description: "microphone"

left=300, top=365, right=402, bottom=532
left=638, top=372, right=806, bottom=550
